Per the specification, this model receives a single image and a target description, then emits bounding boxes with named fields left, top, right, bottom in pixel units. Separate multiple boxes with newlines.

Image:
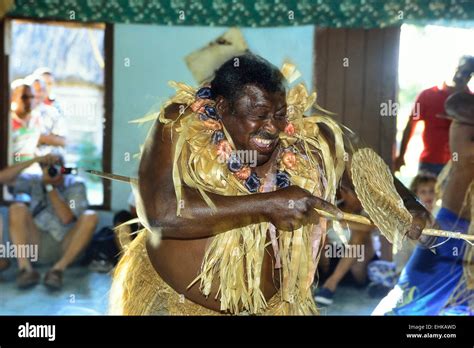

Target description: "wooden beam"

left=0, top=19, right=10, bottom=204
left=101, top=22, right=114, bottom=210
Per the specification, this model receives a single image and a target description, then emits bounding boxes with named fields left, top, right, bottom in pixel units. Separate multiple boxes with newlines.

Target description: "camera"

left=47, top=164, right=78, bottom=178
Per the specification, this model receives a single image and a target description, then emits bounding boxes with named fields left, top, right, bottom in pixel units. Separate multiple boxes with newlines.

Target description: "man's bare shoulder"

left=163, top=103, right=186, bottom=121
left=146, top=103, right=186, bottom=144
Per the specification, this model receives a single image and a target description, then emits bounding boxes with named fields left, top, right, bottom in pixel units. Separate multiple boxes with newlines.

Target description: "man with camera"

left=0, top=154, right=97, bottom=289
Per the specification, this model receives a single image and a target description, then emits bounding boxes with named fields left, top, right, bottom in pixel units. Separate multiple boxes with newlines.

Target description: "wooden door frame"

left=0, top=18, right=113, bottom=210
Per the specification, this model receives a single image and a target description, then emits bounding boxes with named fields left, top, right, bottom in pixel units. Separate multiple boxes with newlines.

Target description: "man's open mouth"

left=250, top=136, right=278, bottom=154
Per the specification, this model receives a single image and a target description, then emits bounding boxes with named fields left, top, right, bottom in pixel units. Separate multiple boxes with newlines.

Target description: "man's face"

left=12, top=86, right=34, bottom=118
left=219, top=84, right=287, bottom=166
left=453, top=60, right=473, bottom=88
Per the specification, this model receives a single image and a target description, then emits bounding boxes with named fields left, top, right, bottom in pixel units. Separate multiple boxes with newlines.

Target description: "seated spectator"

left=82, top=191, right=139, bottom=273
left=26, top=74, right=66, bottom=157
left=0, top=154, right=97, bottom=290
left=314, top=183, right=378, bottom=306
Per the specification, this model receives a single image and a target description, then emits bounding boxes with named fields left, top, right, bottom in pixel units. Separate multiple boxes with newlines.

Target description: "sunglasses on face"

left=21, top=95, right=34, bottom=100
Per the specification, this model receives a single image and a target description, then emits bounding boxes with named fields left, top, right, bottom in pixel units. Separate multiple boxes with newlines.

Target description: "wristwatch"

left=45, top=184, right=54, bottom=193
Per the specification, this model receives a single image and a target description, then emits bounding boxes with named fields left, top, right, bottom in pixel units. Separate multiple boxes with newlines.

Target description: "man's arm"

left=38, top=107, right=66, bottom=147
left=39, top=134, right=66, bottom=147
left=139, top=104, right=340, bottom=240
left=393, top=117, right=415, bottom=172
left=47, top=188, right=75, bottom=225
left=0, top=159, right=37, bottom=184
left=0, top=155, right=56, bottom=184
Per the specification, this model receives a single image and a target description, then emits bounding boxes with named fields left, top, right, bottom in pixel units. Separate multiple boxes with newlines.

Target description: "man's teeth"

left=254, top=137, right=272, bottom=146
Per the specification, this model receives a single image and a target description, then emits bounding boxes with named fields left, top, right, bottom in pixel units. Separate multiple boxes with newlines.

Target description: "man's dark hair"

left=210, top=53, right=286, bottom=108
left=459, top=55, right=474, bottom=72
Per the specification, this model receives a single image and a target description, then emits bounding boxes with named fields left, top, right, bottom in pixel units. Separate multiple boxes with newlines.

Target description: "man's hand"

left=406, top=210, right=427, bottom=240
left=406, top=209, right=437, bottom=248
left=266, top=186, right=342, bottom=231
left=393, top=155, right=405, bottom=172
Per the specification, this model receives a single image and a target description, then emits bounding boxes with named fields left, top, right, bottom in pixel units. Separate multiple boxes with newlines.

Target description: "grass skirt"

left=109, top=230, right=287, bottom=315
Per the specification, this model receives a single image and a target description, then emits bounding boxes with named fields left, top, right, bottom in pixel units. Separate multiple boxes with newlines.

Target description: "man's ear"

left=215, top=96, right=230, bottom=116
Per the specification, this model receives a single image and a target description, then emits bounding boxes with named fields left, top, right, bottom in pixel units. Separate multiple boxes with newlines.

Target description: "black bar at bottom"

left=0, top=315, right=472, bottom=346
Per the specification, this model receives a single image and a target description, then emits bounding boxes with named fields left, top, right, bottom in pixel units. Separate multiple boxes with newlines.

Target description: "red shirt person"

left=394, top=56, right=474, bottom=176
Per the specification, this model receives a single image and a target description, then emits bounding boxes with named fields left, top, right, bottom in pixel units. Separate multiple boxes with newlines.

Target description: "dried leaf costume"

left=110, top=69, right=347, bottom=315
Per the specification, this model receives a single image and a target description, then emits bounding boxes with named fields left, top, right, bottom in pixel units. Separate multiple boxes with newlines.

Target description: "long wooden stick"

left=422, top=229, right=474, bottom=242
left=85, top=169, right=131, bottom=183
left=315, top=208, right=474, bottom=242
left=315, top=208, right=373, bottom=225
left=88, top=170, right=474, bottom=243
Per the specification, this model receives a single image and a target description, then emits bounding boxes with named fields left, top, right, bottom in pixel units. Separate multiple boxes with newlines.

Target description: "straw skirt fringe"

left=109, top=230, right=287, bottom=315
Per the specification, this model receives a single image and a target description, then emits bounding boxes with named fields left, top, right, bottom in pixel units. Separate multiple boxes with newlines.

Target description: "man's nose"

left=262, top=119, right=278, bottom=135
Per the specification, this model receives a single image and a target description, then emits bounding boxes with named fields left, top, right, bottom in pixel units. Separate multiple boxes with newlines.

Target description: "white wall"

left=111, top=24, right=314, bottom=210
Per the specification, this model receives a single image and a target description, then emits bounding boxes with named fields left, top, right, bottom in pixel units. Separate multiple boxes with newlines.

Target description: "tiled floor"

left=323, top=286, right=382, bottom=315
left=0, top=265, right=381, bottom=315
left=0, top=266, right=111, bottom=315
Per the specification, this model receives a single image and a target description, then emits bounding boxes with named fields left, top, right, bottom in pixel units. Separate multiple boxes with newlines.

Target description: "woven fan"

left=350, top=148, right=474, bottom=248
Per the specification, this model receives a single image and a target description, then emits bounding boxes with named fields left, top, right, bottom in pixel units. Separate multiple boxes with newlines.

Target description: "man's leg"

left=317, top=237, right=331, bottom=274
left=379, top=235, right=392, bottom=262
left=348, top=232, right=375, bottom=284
left=322, top=230, right=374, bottom=292
left=8, top=203, right=41, bottom=271
left=53, top=210, right=98, bottom=271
